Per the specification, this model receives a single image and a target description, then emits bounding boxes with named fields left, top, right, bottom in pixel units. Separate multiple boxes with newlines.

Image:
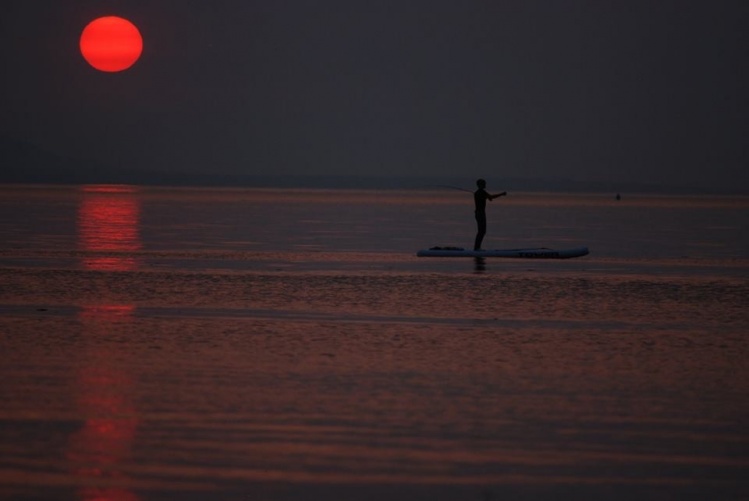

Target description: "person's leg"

left=474, top=213, right=486, bottom=250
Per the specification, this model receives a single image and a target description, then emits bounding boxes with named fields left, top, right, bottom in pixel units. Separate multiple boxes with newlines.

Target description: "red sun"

left=80, top=16, right=143, bottom=72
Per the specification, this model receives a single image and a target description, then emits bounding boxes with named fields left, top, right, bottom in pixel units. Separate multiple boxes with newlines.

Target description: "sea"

left=0, top=184, right=747, bottom=501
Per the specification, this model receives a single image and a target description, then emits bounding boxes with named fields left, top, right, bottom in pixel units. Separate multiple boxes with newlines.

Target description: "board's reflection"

left=474, top=257, right=486, bottom=273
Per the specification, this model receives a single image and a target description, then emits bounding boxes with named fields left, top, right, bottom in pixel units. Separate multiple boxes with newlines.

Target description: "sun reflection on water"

left=78, top=185, right=141, bottom=271
left=70, top=185, right=141, bottom=500
left=67, top=303, right=140, bottom=501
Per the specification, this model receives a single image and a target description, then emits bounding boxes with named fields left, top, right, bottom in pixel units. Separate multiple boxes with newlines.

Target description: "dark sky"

left=1, top=1, right=747, bottom=191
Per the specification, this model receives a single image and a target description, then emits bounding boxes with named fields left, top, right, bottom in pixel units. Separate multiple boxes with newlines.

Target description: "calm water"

left=0, top=185, right=747, bottom=500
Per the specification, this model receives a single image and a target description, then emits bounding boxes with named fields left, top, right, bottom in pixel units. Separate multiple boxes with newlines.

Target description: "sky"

left=1, top=0, right=747, bottom=192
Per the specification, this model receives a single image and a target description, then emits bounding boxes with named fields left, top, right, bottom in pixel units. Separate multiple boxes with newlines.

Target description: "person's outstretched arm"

left=489, top=192, right=507, bottom=200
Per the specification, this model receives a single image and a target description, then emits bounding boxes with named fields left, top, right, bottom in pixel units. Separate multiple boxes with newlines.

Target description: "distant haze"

left=1, top=1, right=747, bottom=194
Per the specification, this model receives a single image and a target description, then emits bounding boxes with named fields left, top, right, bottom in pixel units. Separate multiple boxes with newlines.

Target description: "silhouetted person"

left=473, top=179, right=507, bottom=250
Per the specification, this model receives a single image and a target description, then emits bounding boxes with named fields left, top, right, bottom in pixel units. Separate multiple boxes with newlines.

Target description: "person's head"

left=476, top=179, right=486, bottom=189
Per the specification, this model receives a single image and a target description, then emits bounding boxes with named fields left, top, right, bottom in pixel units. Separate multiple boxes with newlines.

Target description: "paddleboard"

left=416, top=246, right=589, bottom=259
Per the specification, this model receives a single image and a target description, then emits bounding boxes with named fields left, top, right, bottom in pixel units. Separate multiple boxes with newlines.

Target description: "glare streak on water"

left=0, top=185, right=747, bottom=500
